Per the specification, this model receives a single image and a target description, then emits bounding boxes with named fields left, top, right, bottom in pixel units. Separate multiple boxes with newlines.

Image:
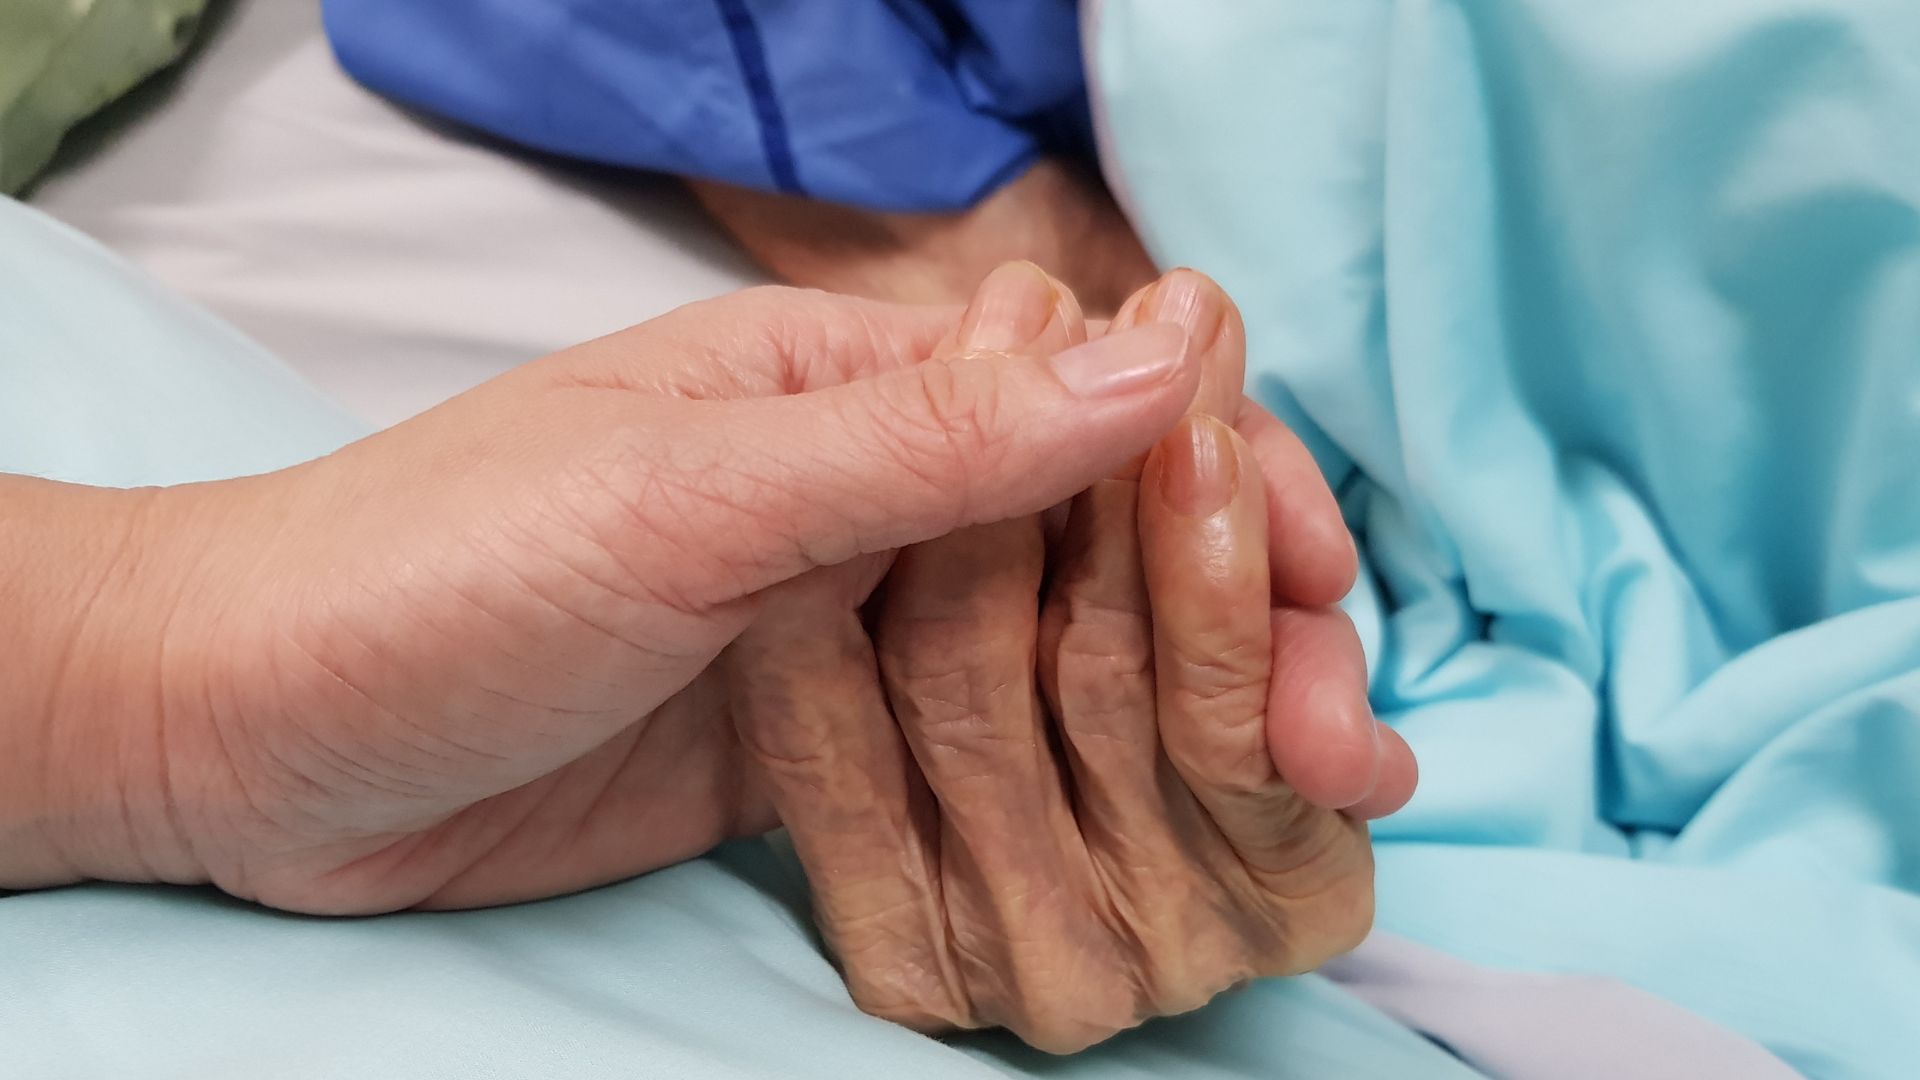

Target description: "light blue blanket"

left=1092, top=1, right=1920, bottom=1075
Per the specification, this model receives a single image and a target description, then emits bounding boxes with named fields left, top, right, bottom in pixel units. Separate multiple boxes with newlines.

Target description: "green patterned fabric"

left=0, top=0, right=206, bottom=193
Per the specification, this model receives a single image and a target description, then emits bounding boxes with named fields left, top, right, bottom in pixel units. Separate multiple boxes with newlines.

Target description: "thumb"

left=662, top=321, right=1197, bottom=603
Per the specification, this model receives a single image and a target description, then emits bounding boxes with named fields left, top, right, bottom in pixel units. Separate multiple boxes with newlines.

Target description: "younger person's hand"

left=21, top=279, right=1199, bottom=910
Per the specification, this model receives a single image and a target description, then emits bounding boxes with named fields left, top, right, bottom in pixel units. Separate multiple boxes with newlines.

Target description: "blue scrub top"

left=321, top=0, right=1092, bottom=212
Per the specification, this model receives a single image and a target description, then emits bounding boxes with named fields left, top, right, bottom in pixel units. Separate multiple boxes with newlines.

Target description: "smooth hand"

left=26, top=281, right=1205, bottom=911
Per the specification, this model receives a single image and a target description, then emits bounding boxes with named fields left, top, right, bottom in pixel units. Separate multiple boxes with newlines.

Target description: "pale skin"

left=1, top=264, right=1412, bottom=1052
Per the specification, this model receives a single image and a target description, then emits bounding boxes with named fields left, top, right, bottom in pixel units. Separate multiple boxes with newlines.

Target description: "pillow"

left=27, top=0, right=763, bottom=428
left=2, top=0, right=206, bottom=193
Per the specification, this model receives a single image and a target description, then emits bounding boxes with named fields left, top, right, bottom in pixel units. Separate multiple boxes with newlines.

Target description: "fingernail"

left=1160, top=415, right=1238, bottom=517
left=960, top=261, right=1061, bottom=352
left=1049, top=323, right=1188, bottom=398
left=1141, top=269, right=1225, bottom=344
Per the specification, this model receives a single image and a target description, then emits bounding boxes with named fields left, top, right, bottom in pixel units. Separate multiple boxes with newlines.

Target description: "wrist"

left=1, top=477, right=229, bottom=889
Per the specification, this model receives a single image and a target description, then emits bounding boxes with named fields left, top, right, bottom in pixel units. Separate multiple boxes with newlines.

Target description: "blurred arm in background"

left=321, top=0, right=1154, bottom=311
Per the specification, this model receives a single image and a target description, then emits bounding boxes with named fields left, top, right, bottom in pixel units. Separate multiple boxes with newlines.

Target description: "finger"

left=535, top=286, right=963, bottom=399
left=1138, top=415, right=1276, bottom=798
left=1039, top=480, right=1221, bottom=877
left=873, top=264, right=1140, bottom=1048
left=1039, top=479, right=1271, bottom=1014
left=1345, top=723, right=1418, bottom=820
left=876, top=517, right=1139, bottom=1050
left=1139, top=417, right=1364, bottom=884
left=1103, top=269, right=1245, bottom=481
left=1038, top=480, right=1166, bottom=835
left=752, top=261, right=1083, bottom=1030
left=943, top=260, right=1089, bottom=560
left=1232, top=401, right=1359, bottom=606
left=640, top=315, right=1196, bottom=610
left=927, top=260, right=1087, bottom=358
left=1265, top=605, right=1381, bottom=812
left=920, top=258, right=1086, bottom=633
left=1109, top=268, right=1245, bottom=422
left=728, top=577, right=972, bottom=1034
left=1111, top=270, right=1357, bottom=605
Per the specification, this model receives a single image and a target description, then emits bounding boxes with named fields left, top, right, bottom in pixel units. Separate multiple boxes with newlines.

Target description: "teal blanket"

left=1093, top=1, right=1920, bottom=1075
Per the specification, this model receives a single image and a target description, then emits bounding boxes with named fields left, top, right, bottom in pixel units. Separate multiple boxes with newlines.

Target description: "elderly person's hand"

left=732, top=267, right=1411, bottom=1052
left=692, top=159, right=1159, bottom=317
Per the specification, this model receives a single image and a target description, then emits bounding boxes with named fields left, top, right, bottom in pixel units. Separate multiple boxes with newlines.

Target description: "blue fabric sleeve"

left=320, top=0, right=1089, bottom=212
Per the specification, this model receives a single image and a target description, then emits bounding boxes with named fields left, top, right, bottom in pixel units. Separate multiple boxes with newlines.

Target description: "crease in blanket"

left=1092, top=1, right=1920, bottom=1077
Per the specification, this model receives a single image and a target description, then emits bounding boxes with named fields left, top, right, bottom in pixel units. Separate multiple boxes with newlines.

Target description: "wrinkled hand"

left=732, top=268, right=1414, bottom=1051
left=691, top=158, right=1158, bottom=315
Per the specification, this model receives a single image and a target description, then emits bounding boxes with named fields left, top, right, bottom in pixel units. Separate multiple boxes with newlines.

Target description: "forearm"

left=689, top=158, right=1157, bottom=316
left=0, top=475, right=204, bottom=889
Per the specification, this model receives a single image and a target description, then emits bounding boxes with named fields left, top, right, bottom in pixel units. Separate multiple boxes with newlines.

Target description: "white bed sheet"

left=27, top=0, right=764, bottom=429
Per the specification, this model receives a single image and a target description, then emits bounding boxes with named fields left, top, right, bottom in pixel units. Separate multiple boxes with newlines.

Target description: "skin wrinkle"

left=1050, top=530, right=1244, bottom=1017
left=265, top=689, right=444, bottom=806
left=420, top=726, right=664, bottom=911
left=388, top=787, right=559, bottom=911
left=478, top=476, right=683, bottom=657
left=271, top=611, right=506, bottom=775
left=841, top=360, right=1008, bottom=544
left=121, top=497, right=208, bottom=884
left=42, top=489, right=168, bottom=880
left=305, top=555, right=587, bottom=756
left=601, top=410, right=889, bottom=595
left=447, top=539, right=674, bottom=712
left=730, top=602, right=979, bottom=1031
left=559, top=289, right=957, bottom=401
left=588, top=446, right=778, bottom=616
left=265, top=600, right=522, bottom=808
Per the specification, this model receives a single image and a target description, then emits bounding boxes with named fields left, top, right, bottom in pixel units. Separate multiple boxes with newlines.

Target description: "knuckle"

left=1021, top=1022, right=1107, bottom=1056
left=883, top=643, right=1017, bottom=716
left=1246, top=818, right=1377, bottom=973
left=1100, top=879, right=1259, bottom=1019
left=1165, top=635, right=1269, bottom=707
left=736, top=719, right=833, bottom=782
left=730, top=627, right=875, bottom=779
left=1014, top=1002, right=1136, bottom=1056
left=1057, top=668, right=1154, bottom=728
left=1255, top=804, right=1366, bottom=885
left=1159, top=638, right=1272, bottom=789
left=1054, top=594, right=1153, bottom=666
left=877, top=621, right=1028, bottom=737
left=844, top=958, right=969, bottom=1036
left=1304, top=847, right=1378, bottom=956
left=1045, top=592, right=1154, bottom=720
left=1003, top=956, right=1145, bottom=1054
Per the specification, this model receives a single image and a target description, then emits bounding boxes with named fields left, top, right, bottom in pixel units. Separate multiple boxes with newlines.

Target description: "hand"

left=15, top=280, right=1206, bottom=910
left=691, top=158, right=1158, bottom=316
left=731, top=267, right=1414, bottom=1051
